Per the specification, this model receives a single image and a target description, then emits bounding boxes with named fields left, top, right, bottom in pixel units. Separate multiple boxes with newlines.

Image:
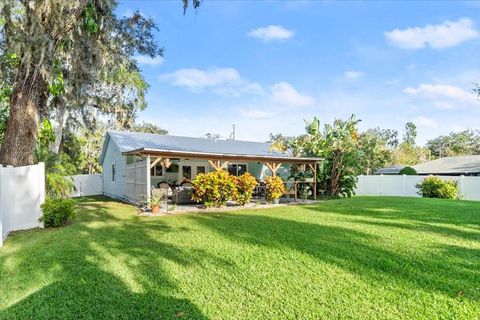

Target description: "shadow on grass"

left=304, top=197, right=480, bottom=241
left=0, top=196, right=209, bottom=319
left=188, top=209, right=480, bottom=301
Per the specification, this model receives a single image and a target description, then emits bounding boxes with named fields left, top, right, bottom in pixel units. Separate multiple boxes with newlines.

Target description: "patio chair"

left=157, top=182, right=173, bottom=198
left=172, top=187, right=196, bottom=204
left=180, top=181, right=193, bottom=188
left=151, top=188, right=168, bottom=201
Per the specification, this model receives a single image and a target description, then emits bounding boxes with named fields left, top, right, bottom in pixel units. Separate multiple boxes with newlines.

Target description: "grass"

left=0, top=196, right=479, bottom=319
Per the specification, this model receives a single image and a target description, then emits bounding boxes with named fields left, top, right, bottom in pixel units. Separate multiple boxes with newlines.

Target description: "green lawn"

left=0, top=196, right=479, bottom=319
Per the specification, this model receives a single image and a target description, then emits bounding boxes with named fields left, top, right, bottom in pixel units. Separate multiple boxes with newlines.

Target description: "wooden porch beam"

left=265, top=162, right=282, bottom=177
left=150, top=157, right=162, bottom=169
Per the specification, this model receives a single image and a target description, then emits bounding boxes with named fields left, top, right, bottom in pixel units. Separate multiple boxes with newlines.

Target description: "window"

left=166, top=163, right=179, bottom=173
left=228, top=164, right=247, bottom=176
left=112, top=163, right=116, bottom=182
left=182, top=166, right=192, bottom=180
left=197, top=166, right=206, bottom=175
left=151, top=164, right=163, bottom=176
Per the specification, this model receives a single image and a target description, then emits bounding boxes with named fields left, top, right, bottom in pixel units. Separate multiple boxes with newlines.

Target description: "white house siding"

left=102, top=139, right=126, bottom=199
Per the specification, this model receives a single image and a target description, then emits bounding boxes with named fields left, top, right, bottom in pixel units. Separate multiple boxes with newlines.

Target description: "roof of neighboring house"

left=374, top=165, right=406, bottom=175
left=100, top=130, right=321, bottom=165
left=413, top=155, right=480, bottom=174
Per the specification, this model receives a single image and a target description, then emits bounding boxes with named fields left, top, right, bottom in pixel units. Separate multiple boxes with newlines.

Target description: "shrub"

left=416, top=176, right=458, bottom=199
left=40, top=198, right=75, bottom=227
left=191, top=170, right=237, bottom=208
left=399, top=166, right=417, bottom=175
left=233, top=173, right=257, bottom=206
left=265, top=176, right=285, bottom=203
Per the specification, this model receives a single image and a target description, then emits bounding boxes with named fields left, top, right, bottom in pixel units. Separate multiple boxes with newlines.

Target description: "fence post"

left=0, top=165, right=3, bottom=247
left=358, top=175, right=363, bottom=195
left=459, top=175, right=465, bottom=199
left=5, top=165, right=14, bottom=233
left=380, top=174, right=384, bottom=196
left=38, top=162, right=46, bottom=228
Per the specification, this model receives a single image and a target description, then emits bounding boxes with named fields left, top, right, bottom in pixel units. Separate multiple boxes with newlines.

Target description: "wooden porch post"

left=265, top=162, right=282, bottom=177
left=308, top=162, right=317, bottom=200
left=146, top=154, right=151, bottom=202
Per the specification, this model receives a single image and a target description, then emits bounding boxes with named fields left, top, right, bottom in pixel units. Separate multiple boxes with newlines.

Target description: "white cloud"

left=413, top=116, right=438, bottom=129
left=247, top=25, right=294, bottom=42
left=159, top=67, right=265, bottom=96
left=135, top=56, right=165, bottom=66
left=344, top=71, right=365, bottom=79
left=404, top=84, right=477, bottom=106
left=269, top=82, right=314, bottom=107
left=160, top=68, right=241, bottom=92
left=385, top=18, right=479, bottom=49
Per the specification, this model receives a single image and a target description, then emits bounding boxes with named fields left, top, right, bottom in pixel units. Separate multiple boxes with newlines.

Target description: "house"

left=374, top=155, right=480, bottom=176
left=374, top=165, right=406, bottom=175
left=99, top=131, right=321, bottom=203
left=413, top=155, right=480, bottom=176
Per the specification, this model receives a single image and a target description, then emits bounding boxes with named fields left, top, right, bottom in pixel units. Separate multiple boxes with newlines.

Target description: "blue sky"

left=118, top=1, right=480, bottom=144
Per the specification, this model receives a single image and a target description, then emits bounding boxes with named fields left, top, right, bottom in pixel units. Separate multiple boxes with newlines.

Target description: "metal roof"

left=413, top=155, right=480, bottom=174
left=100, top=131, right=321, bottom=164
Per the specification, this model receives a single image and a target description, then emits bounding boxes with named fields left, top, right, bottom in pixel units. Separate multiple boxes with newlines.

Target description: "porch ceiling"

left=122, top=148, right=322, bottom=164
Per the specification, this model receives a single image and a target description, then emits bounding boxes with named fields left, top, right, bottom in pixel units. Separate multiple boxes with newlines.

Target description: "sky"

left=118, top=0, right=480, bottom=145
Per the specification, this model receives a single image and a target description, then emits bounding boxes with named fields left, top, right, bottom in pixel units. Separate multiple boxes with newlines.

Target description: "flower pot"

left=273, top=198, right=280, bottom=205
left=151, top=205, right=160, bottom=214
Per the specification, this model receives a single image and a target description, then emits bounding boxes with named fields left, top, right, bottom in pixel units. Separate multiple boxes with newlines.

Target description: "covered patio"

left=122, top=147, right=322, bottom=205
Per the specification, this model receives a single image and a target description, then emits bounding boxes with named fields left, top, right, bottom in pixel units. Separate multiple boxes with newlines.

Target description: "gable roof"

left=413, top=155, right=480, bottom=174
left=100, top=131, right=320, bottom=165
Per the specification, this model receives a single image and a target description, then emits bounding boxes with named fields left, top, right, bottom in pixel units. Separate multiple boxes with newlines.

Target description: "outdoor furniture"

left=172, top=187, right=196, bottom=204
left=293, top=181, right=317, bottom=202
left=151, top=188, right=168, bottom=201
left=254, top=183, right=266, bottom=199
left=180, top=182, right=193, bottom=188
left=157, top=182, right=173, bottom=198
left=283, top=179, right=296, bottom=200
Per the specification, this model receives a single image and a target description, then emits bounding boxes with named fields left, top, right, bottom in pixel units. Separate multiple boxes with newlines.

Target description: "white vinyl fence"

left=0, top=163, right=45, bottom=247
left=356, top=175, right=480, bottom=201
left=70, top=174, right=103, bottom=197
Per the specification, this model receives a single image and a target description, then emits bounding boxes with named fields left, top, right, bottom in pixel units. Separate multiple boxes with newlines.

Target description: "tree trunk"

left=0, top=66, right=46, bottom=166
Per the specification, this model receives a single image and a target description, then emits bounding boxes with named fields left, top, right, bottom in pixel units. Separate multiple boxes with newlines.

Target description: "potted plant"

left=148, top=195, right=163, bottom=214
left=265, top=176, right=285, bottom=204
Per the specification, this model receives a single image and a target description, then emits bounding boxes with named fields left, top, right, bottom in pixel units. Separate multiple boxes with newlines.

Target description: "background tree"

left=357, top=131, right=393, bottom=175
left=275, top=115, right=364, bottom=197
left=131, top=122, right=168, bottom=135
left=0, top=0, right=200, bottom=166
left=426, top=130, right=480, bottom=158
left=365, top=127, right=399, bottom=149
left=403, top=122, right=417, bottom=146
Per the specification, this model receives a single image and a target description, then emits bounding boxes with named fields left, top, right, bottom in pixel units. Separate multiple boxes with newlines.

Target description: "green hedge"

left=40, top=198, right=76, bottom=227
left=416, top=176, right=458, bottom=199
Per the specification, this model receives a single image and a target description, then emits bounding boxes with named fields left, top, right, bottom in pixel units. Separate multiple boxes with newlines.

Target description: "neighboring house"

left=99, top=131, right=321, bottom=203
left=374, top=155, right=480, bottom=176
left=413, top=155, right=480, bottom=176
left=374, top=165, right=406, bottom=175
